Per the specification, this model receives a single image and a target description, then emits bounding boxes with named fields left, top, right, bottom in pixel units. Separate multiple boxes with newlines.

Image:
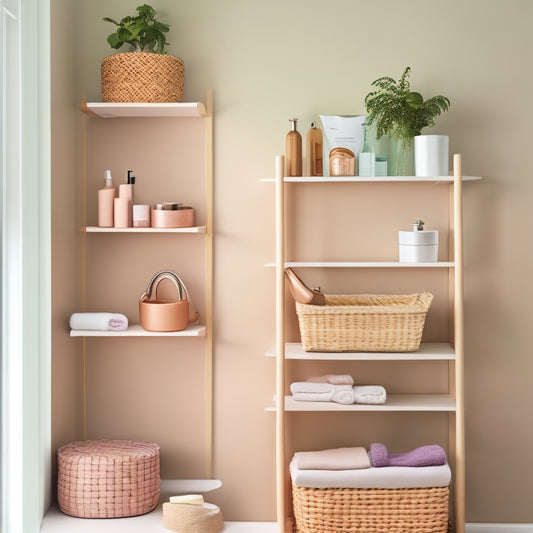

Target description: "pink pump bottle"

left=97, top=170, right=115, bottom=227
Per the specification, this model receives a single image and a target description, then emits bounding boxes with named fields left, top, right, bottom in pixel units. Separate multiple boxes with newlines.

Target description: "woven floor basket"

left=101, top=52, right=184, bottom=103
left=57, top=439, right=160, bottom=518
left=295, top=292, right=433, bottom=352
left=292, top=485, right=449, bottom=533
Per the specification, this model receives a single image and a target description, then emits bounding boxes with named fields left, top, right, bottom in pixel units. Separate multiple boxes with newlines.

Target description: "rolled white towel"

left=332, top=385, right=356, bottom=405
left=290, top=382, right=334, bottom=402
left=69, top=312, right=129, bottom=331
left=354, top=385, right=387, bottom=405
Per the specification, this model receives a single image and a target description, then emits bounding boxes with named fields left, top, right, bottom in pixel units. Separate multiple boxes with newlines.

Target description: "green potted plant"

left=101, top=4, right=184, bottom=103
left=364, top=67, right=450, bottom=175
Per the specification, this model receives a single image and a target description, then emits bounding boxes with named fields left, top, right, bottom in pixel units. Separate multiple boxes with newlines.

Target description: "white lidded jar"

left=399, top=220, right=438, bottom=262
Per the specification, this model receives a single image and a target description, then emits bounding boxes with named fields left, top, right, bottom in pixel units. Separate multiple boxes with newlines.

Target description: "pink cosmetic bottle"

left=116, top=170, right=135, bottom=227
left=97, top=170, right=115, bottom=227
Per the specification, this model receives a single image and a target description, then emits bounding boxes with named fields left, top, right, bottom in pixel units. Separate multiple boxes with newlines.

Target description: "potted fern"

left=101, top=4, right=184, bottom=103
left=364, top=67, right=450, bottom=175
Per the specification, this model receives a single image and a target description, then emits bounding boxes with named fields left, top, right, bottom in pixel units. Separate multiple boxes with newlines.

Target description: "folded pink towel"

left=370, top=443, right=446, bottom=467
left=306, top=374, right=354, bottom=385
left=294, top=447, right=371, bottom=470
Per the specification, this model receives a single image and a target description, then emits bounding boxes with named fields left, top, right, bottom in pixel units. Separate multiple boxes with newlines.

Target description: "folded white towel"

left=290, top=459, right=452, bottom=489
left=354, top=385, right=387, bottom=405
left=291, top=383, right=356, bottom=404
left=291, top=382, right=334, bottom=402
left=69, top=312, right=129, bottom=331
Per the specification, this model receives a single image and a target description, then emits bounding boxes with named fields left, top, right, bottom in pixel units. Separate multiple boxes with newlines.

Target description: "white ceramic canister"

left=414, top=135, right=449, bottom=177
left=399, top=220, right=438, bottom=262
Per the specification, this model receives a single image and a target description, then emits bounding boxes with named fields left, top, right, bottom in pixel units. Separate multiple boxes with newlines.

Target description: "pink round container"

left=151, top=204, right=194, bottom=228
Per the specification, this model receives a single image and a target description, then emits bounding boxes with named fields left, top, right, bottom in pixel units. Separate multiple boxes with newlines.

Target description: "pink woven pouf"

left=57, top=439, right=160, bottom=518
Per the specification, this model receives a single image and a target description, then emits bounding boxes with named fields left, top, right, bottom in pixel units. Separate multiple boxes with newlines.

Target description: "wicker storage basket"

left=295, top=292, right=433, bottom=352
left=292, top=484, right=449, bottom=533
left=101, top=52, right=184, bottom=103
left=57, top=439, right=160, bottom=518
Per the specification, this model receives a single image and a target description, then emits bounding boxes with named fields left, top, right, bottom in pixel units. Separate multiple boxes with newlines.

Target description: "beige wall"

left=49, top=0, right=533, bottom=523
left=50, top=0, right=84, bottom=471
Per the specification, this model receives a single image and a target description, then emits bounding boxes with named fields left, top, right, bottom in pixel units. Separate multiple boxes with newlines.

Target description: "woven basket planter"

left=296, top=292, right=433, bottom=352
left=57, top=439, right=160, bottom=518
left=101, top=52, right=184, bottom=103
left=292, top=484, right=449, bottom=533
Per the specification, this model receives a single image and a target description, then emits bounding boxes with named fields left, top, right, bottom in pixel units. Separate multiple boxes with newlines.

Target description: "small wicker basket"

left=101, top=52, right=184, bottom=103
left=295, top=292, right=433, bottom=352
left=292, top=484, right=449, bottom=533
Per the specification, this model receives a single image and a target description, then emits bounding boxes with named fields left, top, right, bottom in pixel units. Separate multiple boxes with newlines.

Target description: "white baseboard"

left=466, top=525, right=533, bottom=533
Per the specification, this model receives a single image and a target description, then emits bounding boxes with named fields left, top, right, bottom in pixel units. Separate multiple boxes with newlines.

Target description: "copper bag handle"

left=140, top=270, right=190, bottom=303
left=140, top=270, right=199, bottom=324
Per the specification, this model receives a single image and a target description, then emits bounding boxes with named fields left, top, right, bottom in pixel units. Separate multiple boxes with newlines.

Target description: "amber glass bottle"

left=306, top=121, right=323, bottom=176
left=285, top=118, right=302, bottom=176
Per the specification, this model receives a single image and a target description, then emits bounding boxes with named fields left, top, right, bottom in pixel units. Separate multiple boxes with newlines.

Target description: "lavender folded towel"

left=370, top=443, right=447, bottom=467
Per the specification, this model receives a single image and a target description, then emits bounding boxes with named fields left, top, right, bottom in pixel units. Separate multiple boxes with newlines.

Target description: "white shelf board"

left=221, top=523, right=279, bottom=532
left=265, top=261, right=454, bottom=268
left=265, top=394, right=456, bottom=412
left=85, top=226, right=206, bottom=234
left=41, top=504, right=277, bottom=533
left=265, top=342, right=455, bottom=360
left=160, top=478, right=222, bottom=496
left=70, top=324, right=206, bottom=337
left=261, top=175, right=481, bottom=183
left=84, top=101, right=207, bottom=118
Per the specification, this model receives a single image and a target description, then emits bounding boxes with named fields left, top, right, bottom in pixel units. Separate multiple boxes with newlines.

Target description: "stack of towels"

left=290, top=374, right=386, bottom=405
left=293, top=443, right=447, bottom=470
left=290, top=444, right=451, bottom=490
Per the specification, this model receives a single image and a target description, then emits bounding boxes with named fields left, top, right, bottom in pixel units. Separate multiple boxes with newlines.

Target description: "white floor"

left=41, top=504, right=279, bottom=533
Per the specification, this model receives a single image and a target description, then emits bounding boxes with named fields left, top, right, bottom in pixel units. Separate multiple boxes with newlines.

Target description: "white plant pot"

left=414, top=135, right=449, bottom=177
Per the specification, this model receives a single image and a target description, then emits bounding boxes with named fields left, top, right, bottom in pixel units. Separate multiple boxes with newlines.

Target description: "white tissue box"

left=399, top=230, right=439, bottom=262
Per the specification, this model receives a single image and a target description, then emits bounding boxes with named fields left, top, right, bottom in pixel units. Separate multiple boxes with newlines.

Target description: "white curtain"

left=1, top=0, right=51, bottom=531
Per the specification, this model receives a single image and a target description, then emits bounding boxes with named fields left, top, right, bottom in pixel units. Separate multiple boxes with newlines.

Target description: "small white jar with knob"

left=399, top=220, right=439, bottom=262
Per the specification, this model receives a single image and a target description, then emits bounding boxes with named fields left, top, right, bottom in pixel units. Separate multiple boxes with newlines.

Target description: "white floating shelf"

left=266, top=395, right=456, bottom=412
left=160, top=478, right=222, bottom=496
left=265, top=261, right=454, bottom=268
left=83, top=101, right=207, bottom=118
left=265, top=342, right=455, bottom=361
left=261, top=175, right=482, bottom=183
left=84, top=226, right=206, bottom=234
left=70, top=324, right=206, bottom=337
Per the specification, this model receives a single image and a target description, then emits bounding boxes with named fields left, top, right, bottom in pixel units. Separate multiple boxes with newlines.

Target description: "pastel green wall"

left=2, top=0, right=51, bottom=531
left=49, top=0, right=533, bottom=522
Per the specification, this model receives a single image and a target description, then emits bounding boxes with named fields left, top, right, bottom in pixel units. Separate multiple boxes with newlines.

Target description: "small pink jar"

left=151, top=203, right=194, bottom=228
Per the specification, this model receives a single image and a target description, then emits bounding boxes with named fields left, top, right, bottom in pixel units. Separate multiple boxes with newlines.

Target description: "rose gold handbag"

left=139, top=271, right=198, bottom=332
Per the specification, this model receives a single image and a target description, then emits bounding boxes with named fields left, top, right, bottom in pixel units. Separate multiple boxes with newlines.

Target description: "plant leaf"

left=107, top=34, right=123, bottom=49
